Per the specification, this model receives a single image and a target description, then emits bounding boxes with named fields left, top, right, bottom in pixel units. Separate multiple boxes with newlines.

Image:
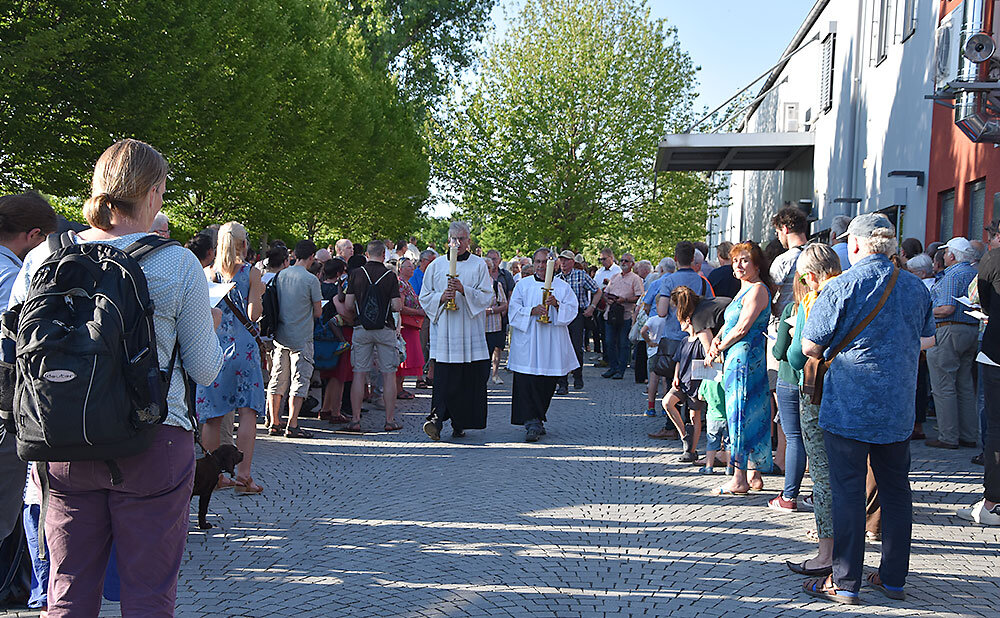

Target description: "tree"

left=432, top=0, right=716, bottom=258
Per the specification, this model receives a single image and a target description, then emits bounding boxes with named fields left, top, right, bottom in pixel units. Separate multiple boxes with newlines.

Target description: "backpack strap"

left=46, top=231, right=75, bottom=254
left=123, top=235, right=181, bottom=261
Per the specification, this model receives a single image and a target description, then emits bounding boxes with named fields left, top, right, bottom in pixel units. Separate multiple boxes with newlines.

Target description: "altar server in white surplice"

left=508, top=248, right=580, bottom=442
left=419, top=221, right=494, bottom=440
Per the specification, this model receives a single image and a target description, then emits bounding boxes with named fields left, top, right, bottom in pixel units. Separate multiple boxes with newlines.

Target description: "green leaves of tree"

left=433, top=0, right=717, bottom=258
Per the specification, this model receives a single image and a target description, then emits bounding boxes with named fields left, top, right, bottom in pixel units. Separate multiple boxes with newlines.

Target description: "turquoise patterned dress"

left=195, top=263, right=265, bottom=420
left=720, top=283, right=773, bottom=471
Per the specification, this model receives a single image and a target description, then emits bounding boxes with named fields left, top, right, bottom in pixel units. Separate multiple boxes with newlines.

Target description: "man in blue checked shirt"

left=926, top=236, right=981, bottom=450
left=556, top=250, right=601, bottom=393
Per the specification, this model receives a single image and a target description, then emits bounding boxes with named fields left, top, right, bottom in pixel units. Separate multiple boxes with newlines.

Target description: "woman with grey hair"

left=907, top=254, right=935, bottom=290
left=785, top=243, right=842, bottom=577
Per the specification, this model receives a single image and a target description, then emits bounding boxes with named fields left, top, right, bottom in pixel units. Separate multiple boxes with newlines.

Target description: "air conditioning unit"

left=935, top=6, right=962, bottom=91
left=783, top=102, right=800, bottom=132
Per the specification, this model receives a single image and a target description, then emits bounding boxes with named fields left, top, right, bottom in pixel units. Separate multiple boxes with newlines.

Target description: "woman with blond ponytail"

left=9, top=139, right=224, bottom=616
left=196, top=221, right=265, bottom=495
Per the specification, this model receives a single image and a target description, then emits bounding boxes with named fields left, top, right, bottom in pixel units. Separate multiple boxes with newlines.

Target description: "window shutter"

left=820, top=33, right=835, bottom=113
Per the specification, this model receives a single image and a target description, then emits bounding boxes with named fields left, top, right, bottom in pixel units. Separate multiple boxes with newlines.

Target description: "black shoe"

left=972, top=453, right=985, bottom=466
left=299, top=396, right=320, bottom=418
left=526, top=427, right=542, bottom=442
left=573, top=380, right=583, bottom=390
left=423, top=419, right=442, bottom=441
left=451, top=428, right=466, bottom=438
left=555, top=384, right=568, bottom=395
left=601, top=369, right=615, bottom=378
left=284, top=425, right=314, bottom=438
left=611, top=373, right=624, bottom=380
left=959, top=440, right=978, bottom=448
left=678, top=450, right=698, bottom=463
left=786, top=560, right=832, bottom=577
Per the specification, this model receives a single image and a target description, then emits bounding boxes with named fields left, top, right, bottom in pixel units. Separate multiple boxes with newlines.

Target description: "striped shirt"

left=557, top=269, right=598, bottom=310
left=931, top=261, right=979, bottom=325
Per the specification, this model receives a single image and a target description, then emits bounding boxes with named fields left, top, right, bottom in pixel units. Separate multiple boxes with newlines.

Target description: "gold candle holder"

left=444, top=274, right=459, bottom=311
left=538, top=288, right=552, bottom=323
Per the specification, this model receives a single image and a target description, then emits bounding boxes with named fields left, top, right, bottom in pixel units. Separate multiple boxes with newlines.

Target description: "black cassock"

left=429, top=360, right=490, bottom=430
left=510, top=372, right=558, bottom=426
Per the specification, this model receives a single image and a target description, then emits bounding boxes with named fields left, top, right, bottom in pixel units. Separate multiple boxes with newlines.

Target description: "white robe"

left=507, top=276, right=580, bottom=376
left=419, top=253, right=493, bottom=363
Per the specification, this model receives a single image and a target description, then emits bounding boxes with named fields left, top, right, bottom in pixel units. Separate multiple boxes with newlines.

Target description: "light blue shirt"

left=651, top=268, right=714, bottom=341
left=833, top=242, right=851, bottom=271
left=0, top=245, right=23, bottom=309
left=802, top=254, right=935, bottom=444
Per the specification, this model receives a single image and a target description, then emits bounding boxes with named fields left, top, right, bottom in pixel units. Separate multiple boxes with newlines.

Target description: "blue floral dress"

left=195, top=263, right=265, bottom=420
left=721, top=283, right=773, bottom=472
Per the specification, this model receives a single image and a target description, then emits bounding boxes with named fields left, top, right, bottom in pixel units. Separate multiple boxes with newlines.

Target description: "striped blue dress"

left=721, top=284, right=773, bottom=472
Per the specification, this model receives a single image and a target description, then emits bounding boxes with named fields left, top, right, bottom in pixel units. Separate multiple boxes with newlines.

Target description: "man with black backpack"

left=344, top=240, right=403, bottom=433
left=265, top=240, right=323, bottom=438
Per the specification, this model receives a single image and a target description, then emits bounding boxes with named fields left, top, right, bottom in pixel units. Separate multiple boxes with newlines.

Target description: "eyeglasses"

left=622, top=259, right=634, bottom=264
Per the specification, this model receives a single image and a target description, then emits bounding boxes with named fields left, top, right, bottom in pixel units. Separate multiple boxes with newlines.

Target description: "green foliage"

left=432, top=0, right=717, bottom=259
left=0, top=0, right=433, bottom=245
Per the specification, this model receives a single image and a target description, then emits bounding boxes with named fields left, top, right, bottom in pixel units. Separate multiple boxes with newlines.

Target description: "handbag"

left=401, top=313, right=424, bottom=329
left=651, top=338, right=681, bottom=378
left=628, top=309, right=648, bottom=343
left=396, top=332, right=407, bottom=365
left=802, top=268, right=898, bottom=405
left=607, top=301, right=625, bottom=326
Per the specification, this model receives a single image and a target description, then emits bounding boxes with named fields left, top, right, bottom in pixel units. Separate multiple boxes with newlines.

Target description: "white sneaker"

left=491, top=375, right=504, bottom=384
left=958, top=499, right=1000, bottom=525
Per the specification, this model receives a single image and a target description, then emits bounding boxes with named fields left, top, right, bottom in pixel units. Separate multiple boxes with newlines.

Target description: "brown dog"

left=192, top=444, right=243, bottom=529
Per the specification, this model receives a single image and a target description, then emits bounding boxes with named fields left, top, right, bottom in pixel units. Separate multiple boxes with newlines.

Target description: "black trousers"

left=557, top=311, right=585, bottom=388
left=982, top=364, right=1000, bottom=503
left=633, top=341, right=648, bottom=383
left=594, top=312, right=607, bottom=363
left=584, top=315, right=601, bottom=353
left=915, top=353, right=929, bottom=425
left=824, top=431, right=911, bottom=593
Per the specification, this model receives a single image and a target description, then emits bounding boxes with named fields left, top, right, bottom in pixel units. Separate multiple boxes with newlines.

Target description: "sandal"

left=234, top=476, right=264, bottom=495
left=329, top=412, right=351, bottom=424
left=267, top=424, right=284, bottom=436
left=714, top=485, right=749, bottom=496
left=384, top=420, right=403, bottom=431
left=396, top=391, right=415, bottom=400
left=216, top=475, right=239, bottom=490
left=864, top=571, right=905, bottom=600
left=343, top=422, right=363, bottom=433
left=415, top=378, right=429, bottom=389
left=802, top=575, right=860, bottom=605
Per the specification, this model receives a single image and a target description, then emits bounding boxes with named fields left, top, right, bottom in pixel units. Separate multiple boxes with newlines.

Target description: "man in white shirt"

left=592, top=248, right=622, bottom=367
left=508, top=248, right=579, bottom=441
left=769, top=206, right=809, bottom=317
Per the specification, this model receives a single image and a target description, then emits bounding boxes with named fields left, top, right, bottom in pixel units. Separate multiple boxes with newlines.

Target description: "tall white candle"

left=449, top=244, right=457, bottom=277
left=543, top=258, right=555, bottom=288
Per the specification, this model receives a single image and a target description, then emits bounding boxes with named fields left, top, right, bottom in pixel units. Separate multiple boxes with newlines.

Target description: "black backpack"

left=258, top=271, right=281, bottom=338
left=0, top=233, right=180, bottom=463
left=357, top=267, right=391, bottom=330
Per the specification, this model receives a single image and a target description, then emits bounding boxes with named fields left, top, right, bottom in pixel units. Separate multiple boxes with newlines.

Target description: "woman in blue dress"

left=196, top=222, right=266, bottom=494
left=706, top=241, right=774, bottom=495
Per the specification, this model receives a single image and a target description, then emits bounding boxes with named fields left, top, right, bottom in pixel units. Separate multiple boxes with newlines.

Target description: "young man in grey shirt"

left=267, top=239, right=323, bottom=437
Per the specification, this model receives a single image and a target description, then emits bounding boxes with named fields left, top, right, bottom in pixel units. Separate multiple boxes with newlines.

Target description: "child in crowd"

left=640, top=312, right=669, bottom=416
left=698, top=379, right=730, bottom=473
left=662, top=318, right=706, bottom=463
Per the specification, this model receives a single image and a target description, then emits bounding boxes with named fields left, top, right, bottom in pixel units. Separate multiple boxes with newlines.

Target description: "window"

left=969, top=179, right=986, bottom=238
left=900, top=0, right=917, bottom=42
left=820, top=33, right=836, bottom=113
left=875, top=0, right=891, bottom=64
left=940, top=188, right=955, bottom=240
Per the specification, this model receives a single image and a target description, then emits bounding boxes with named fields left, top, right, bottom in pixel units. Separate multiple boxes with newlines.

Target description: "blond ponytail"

left=213, top=222, right=247, bottom=279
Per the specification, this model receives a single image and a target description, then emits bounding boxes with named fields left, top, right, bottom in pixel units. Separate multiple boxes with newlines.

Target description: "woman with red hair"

left=707, top=241, right=774, bottom=495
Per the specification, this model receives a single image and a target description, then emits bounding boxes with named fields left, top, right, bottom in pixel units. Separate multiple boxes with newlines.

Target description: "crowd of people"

left=0, top=138, right=996, bottom=614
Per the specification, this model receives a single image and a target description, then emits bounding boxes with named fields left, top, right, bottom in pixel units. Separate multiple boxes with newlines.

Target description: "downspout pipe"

left=955, top=0, right=1000, bottom=141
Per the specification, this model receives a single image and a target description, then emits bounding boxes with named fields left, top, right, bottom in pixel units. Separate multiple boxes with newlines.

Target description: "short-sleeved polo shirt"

left=653, top=268, right=715, bottom=342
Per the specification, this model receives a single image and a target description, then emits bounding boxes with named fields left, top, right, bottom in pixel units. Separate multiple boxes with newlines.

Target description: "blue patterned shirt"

left=802, top=254, right=935, bottom=444
left=557, top=269, right=598, bottom=310
left=930, top=260, right=979, bottom=325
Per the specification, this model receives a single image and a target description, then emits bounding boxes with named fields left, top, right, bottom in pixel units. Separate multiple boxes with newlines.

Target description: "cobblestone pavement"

left=6, top=358, right=1000, bottom=617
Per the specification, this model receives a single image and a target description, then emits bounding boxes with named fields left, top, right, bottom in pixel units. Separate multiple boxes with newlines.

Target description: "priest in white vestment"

left=418, top=221, right=494, bottom=440
left=507, top=249, right=580, bottom=442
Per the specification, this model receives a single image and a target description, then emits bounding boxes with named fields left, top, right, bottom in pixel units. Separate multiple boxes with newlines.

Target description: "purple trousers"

left=42, top=425, right=195, bottom=617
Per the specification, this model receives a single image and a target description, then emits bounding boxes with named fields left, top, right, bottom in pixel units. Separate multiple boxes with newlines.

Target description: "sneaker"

left=958, top=499, right=1000, bottom=525
left=284, top=425, right=314, bottom=438
left=678, top=450, right=698, bottom=463
left=555, top=384, right=569, bottom=395
left=800, top=494, right=814, bottom=509
left=767, top=494, right=798, bottom=512
left=644, top=408, right=658, bottom=417
left=699, top=466, right=715, bottom=474
left=601, top=369, right=616, bottom=378
left=491, top=375, right=504, bottom=385
left=611, top=373, right=624, bottom=380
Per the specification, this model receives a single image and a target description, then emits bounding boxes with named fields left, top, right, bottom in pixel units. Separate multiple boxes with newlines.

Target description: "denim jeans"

left=776, top=378, right=804, bottom=499
left=605, top=318, right=632, bottom=375
left=824, top=431, right=912, bottom=594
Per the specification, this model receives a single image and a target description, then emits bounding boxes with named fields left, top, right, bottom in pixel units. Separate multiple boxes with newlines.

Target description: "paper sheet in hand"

left=784, top=316, right=797, bottom=327
left=955, top=296, right=982, bottom=310
left=207, top=282, right=235, bottom=308
left=692, top=362, right=723, bottom=381
left=977, top=351, right=999, bottom=367
left=967, top=309, right=989, bottom=322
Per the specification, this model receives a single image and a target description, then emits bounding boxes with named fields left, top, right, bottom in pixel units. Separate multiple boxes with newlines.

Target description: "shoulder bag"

left=802, top=267, right=898, bottom=405
left=216, top=272, right=268, bottom=374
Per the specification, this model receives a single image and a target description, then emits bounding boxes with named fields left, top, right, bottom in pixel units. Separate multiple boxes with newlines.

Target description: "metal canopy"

left=654, top=132, right=816, bottom=172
